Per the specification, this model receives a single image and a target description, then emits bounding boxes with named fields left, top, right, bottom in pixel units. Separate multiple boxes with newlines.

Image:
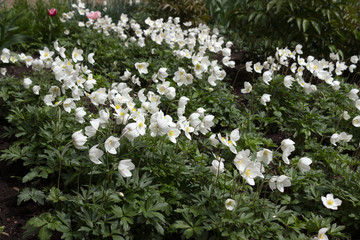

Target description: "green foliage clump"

left=206, top=0, right=360, bottom=59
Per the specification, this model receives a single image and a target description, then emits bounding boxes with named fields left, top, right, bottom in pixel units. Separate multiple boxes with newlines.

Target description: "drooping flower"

left=298, top=157, right=312, bottom=173
left=88, top=53, right=95, bottom=65
left=32, top=85, right=40, bottom=95
left=260, top=94, right=271, bottom=106
left=256, top=149, right=273, bottom=165
left=89, top=144, right=103, bottom=164
left=225, top=199, right=236, bottom=211
left=118, top=159, right=135, bottom=177
left=210, top=155, right=224, bottom=176
left=269, top=175, right=291, bottom=192
left=23, top=78, right=32, bottom=89
left=241, top=82, right=252, bottom=94
left=72, top=130, right=87, bottom=149
left=281, top=139, right=295, bottom=164
left=321, top=193, right=342, bottom=210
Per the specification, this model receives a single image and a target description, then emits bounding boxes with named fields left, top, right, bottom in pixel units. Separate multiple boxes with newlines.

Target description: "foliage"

left=0, top=5, right=33, bottom=51
left=206, top=0, right=360, bottom=59
left=5, top=0, right=70, bottom=51
left=142, top=0, right=209, bottom=24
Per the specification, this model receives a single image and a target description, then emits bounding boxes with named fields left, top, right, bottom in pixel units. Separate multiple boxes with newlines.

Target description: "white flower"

left=75, top=107, right=86, bottom=123
left=32, top=85, right=40, bottom=95
left=298, top=157, right=312, bottom=173
left=63, top=98, right=76, bottom=113
left=245, top=61, right=252, bottom=72
left=210, top=155, right=224, bottom=176
left=23, top=78, right=32, bottom=89
left=241, top=82, right=252, bottom=94
left=104, top=136, right=120, bottom=154
left=1, top=68, right=6, bottom=76
left=88, top=53, right=95, bottom=64
left=352, top=116, right=360, bottom=127
left=225, top=199, right=236, bottom=211
left=281, top=139, right=295, bottom=164
left=350, top=55, right=359, bottom=64
left=256, top=149, right=273, bottom=165
left=209, top=134, right=219, bottom=147
left=348, top=89, right=359, bottom=101
left=321, top=193, right=342, bottom=210
left=89, top=144, right=103, bottom=164
left=72, top=48, right=84, bottom=63
left=135, top=62, right=149, bottom=75
left=260, top=94, right=271, bottom=106
left=234, top=149, right=251, bottom=172
left=241, top=162, right=264, bottom=186
left=253, top=62, right=263, bottom=73
left=269, top=175, right=291, bottom=192
left=283, top=75, right=294, bottom=88
left=118, top=159, right=135, bottom=177
left=72, top=130, right=87, bottom=149
left=342, top=111, right=350, bottom=120
left=262, top=71, right=272, bottom=85
left=314, top=227, right=329, bottom=240
left=295, top=44, right=303, bottom=54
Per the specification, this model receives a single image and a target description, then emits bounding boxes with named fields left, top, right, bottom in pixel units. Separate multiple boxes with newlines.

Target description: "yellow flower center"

left=327, top=199, right=334, bottom=205
left=246, top=169, right=251, bottom=177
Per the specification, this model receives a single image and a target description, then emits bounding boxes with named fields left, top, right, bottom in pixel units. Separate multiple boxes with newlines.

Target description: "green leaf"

left=296, top=18, right=302, bottom=31
left=38, top=226, right=52, bottom=240
left=311, top=20, right=321, bottom=35
left=302, top=19, right=309, bottom=33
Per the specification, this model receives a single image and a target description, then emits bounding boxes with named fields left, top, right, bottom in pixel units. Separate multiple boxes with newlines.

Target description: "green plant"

left=143, top=0, right=209, bottom=24
left=0, top=7, right=33, bottom=51
left=215, top=0, right=360, bottom=59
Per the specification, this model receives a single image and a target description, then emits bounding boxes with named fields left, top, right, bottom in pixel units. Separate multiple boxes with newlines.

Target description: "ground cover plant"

left=0, top=0, right=360, bottom=239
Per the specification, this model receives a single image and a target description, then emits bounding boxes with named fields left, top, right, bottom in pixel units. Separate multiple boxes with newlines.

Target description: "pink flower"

left=47, top=8, right=57, bottom=17
left=86, top=11, right=101, bottom=20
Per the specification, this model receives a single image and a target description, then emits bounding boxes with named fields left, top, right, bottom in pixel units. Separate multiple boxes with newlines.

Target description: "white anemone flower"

left=23, top=78, right=32, bottom=89
left=89, top=144, right=103, bottom=164
left=269, top=175, right=291, bottom=192
left=260, top=94, right=271, bottom=106
left=72, top=48, right=84, bottom=63
left=118, top=159, right=135, bottom=178
left=352, top=116, right=360, bottom=127
left=72, top=130, right=87, bottom=149
left=281, top=139, right=295, bottom=164
left=224, top=199, right=236, bottom=211
left=321, top=193, right=342, bottom=210
left=298, top=157, right=312, bottom=173
left=88, top=53, right=95, bottom=64
left=348, top=89, right=359, bottom=101
left=314, top=228, right=329, bottom=240
left=256, top=149, right=273, bottom=165
left=241, top=162, right=264, bottom=186
left=210, top=156, right=224, bottom=176
left=241, top=82, right=252, bottom=94
left=104, top=136, right=120, bottom=154
left=135, top=62, right=149, bottom=74
left=234, top=149, right=251, bottom=172
left=32, top=85, right=40, bottom=95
